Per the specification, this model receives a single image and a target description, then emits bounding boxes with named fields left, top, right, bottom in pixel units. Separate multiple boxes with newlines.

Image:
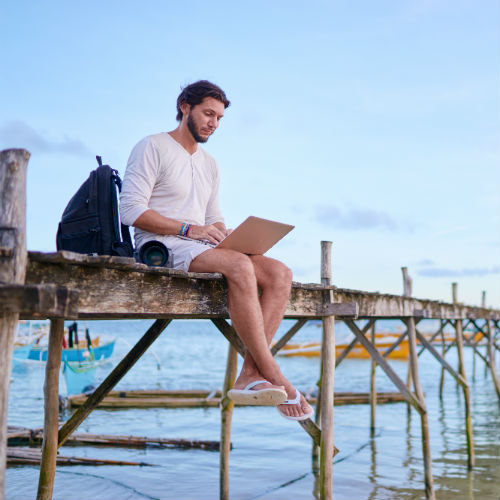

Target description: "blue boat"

left=28, top=338, right=115, bottom=362
left=62, top=361, right=98, bottom=395
left=12, top=342, right=35, bottom=360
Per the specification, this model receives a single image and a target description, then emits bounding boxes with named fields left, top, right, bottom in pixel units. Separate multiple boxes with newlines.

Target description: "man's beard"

left=187, top=114, right=208, bottom=143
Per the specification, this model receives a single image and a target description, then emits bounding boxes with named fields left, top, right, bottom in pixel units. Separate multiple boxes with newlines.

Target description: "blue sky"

left=1, top=1, right=498, bottom=306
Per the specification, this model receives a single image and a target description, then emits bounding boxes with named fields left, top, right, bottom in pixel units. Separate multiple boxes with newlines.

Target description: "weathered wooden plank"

left=64, top=390, right=406, bottom=408
left=318, top=301, right=358, bottom=318
left=0, top=284, right=79, bottom=318
left=24, top=253, right=500, bottom=319
left=9, top=429, right=220, bottom=451
left=9, top=447, right=150, bottom=466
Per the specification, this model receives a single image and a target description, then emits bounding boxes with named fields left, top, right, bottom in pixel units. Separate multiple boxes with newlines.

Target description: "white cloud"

left=0, top=121, right=91, bottom=156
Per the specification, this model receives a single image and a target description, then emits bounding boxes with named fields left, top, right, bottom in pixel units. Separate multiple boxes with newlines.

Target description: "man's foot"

left=277, top=388, right=313, bottom=421
left=227, top=379, right=287, bottom=406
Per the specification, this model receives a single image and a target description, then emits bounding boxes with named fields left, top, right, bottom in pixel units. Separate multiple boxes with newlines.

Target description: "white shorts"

left=143, top=235, right=215, bottom=274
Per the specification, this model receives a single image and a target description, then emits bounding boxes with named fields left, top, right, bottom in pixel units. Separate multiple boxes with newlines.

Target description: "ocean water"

left=6, top=319, right=500, bottom=500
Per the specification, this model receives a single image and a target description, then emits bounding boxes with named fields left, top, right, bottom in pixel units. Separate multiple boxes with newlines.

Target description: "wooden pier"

left=1, top=148, right=500, bottom=500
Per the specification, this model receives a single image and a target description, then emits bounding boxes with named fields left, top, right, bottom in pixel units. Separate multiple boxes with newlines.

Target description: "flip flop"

left=227, top=380, right=287, bottom=406
left=277, top=389, right=314, bottom=421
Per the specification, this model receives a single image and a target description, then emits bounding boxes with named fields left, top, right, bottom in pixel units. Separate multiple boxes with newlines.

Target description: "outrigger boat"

left=274, top=333, right=410, bottom=359
left=15, top=321, right=115, bottom=363
left=62, top=360, right=99, bottom=395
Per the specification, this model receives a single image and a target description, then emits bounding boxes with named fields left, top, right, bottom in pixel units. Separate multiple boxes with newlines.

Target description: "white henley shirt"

left=119, top=133, right=225, bottom=250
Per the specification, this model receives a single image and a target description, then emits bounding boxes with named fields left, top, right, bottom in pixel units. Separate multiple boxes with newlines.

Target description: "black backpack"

left=56, top=156, right=134, bottom=257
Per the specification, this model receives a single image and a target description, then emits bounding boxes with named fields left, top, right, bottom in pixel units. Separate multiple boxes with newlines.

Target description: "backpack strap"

left=110, top=169, right=134, bottom=252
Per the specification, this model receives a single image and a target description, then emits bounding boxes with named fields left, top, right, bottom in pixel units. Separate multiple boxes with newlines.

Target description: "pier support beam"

left=452, top=283, right=475, bottom=469
left=0, top=149, right=30, bottom=499
left=455, top=318, right=475, bottom=469
left=37, top=319, right=64, bottom=500
left=486, top=320, right=500, bottom=402
left=406, top=317, right=435, bottom=500
left=220, top=344, right=237, bottom=500
left=369, top=321, right=376, bottom=436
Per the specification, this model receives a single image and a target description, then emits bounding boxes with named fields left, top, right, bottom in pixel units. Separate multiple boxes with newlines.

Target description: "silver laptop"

left=216, top=216, right=294, bottom=255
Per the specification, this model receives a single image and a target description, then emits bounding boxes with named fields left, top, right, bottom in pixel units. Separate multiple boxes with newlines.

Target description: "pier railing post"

left=0, top=148, right=30, bottom=499
left=319, top=241, right=335, bottom=500
left=220, top=343, right=237, bottom=500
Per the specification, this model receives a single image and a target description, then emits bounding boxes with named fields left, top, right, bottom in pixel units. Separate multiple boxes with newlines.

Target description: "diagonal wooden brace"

left=344, top=319, right=426, bottom=414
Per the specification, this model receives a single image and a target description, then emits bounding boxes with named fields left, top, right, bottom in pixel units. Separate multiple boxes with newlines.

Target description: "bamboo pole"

left=452, top=284, right=475, bottom=469
left=37, top=319, right=65, bottom=500
left=319, top=241, right=335, bottom=500
left=406, top=317, right=435, bottom=500
left=220, top=344, right=237, bottom=500
left=369, top=321, right=376, bottom=436
left=0, top=148, right=30, bottom=499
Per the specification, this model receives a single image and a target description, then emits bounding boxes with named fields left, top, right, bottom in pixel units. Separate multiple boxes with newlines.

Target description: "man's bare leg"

left=237, top=255, right=312, bottom=417
left=189, top=249, right=311, bottom=418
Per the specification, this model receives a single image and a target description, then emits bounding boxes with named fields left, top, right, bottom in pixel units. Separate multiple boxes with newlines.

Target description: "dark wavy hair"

left=176, top=80, right=230, bottom=121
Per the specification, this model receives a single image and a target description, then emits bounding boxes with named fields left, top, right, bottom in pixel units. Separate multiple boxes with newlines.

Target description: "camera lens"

left=138, top=241, right=169, bottom=267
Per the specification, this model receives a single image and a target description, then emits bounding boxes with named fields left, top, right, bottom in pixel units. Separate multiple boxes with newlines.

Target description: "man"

left=120, top=80, right=312, bottom=420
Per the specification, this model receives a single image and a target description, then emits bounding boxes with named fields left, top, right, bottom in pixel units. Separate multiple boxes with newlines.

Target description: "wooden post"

left=402, top=267, right=412, bottom=409
left=438, top=321, right=446, bottom=398
left=369, top=321, right=376, bottom=436
left=455, top=318, right=475, bottom=469
left=220, top=344, right=237, bottom=500
left=481, top=291, right=486, bottom=308
left=319, top=241, right=335, bottom=500
left=401, top=266, right=412, bottom=297
left=0, top=148, right=30, bottom=498
left=406, top=317, right=435, bottom=500
left=486, top=320, right=500, bottom=402
left=37, top=319, right=65, bottom=500
left=451, top=283, right=475, bottom=468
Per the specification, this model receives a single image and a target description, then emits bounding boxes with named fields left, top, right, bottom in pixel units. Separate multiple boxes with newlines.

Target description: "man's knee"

left=260, top=259, right=293, bottom=289
left=225, top=253, right=256, bottom=284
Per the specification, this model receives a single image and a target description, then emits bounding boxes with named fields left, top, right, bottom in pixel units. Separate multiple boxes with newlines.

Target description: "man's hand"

left=187, top=224, right=226, bottom=245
